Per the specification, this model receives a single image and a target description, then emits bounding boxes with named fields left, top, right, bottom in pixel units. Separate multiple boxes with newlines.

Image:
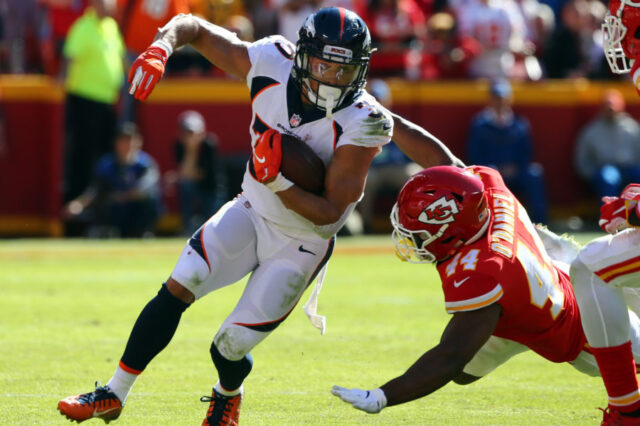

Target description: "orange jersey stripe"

left=601, top=264, right=640, bottom=283
left=595, top=255, right=640, bottom=275
left=447, top=288, right=504, bottom=312
left=596, top=257, right=640, bottom=282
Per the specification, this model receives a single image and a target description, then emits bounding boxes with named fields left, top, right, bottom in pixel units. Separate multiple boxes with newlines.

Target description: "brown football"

left=280, top=133, right=326, bottom=195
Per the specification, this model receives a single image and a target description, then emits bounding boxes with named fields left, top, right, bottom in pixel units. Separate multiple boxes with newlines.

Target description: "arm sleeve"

left=440, top=267, right=503, bottom=314
left=445, top=283, right=503, bottom=313
left=246, top=36, right=295, bottom=88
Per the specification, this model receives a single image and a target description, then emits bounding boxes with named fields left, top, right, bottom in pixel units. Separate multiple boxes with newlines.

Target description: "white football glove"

left=331, top=385, right=387, bottom=414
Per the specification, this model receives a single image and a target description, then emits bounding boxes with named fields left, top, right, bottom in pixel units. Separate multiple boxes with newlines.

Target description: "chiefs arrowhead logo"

left=418, top=196, right=459, bottom=225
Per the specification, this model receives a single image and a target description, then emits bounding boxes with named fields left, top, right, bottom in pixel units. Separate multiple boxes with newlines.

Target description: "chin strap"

left=316, top=84, right=342, bottom=118
left=325, top=94, right=335, bottom=118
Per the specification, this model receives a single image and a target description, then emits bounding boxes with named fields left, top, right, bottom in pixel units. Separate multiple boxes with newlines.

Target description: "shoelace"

left=200, top=393, right=234, bottom=422
left=78, top=382, right=115, bottom=406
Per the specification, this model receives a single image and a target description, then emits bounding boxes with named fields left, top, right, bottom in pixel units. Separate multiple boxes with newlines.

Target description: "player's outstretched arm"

left=332, top=303, right=501, bottom=412
left=158, top=14, right=251, bottom=79
left=129, top=14, right=251, bottom=100
left=390, top=112, right=465, bottom=169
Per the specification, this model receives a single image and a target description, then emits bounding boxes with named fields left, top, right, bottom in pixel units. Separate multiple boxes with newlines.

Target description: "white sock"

left=106, top=365, right=139, bottom=404
left=214, top=381, right=242, bottom=396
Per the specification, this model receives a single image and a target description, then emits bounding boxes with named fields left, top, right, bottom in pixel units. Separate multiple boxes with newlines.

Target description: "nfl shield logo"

left=289, top=114, right=302, bottom=128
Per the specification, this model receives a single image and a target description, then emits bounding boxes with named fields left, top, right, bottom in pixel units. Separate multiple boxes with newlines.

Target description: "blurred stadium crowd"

left=0, top=0, right=636, bottom=237
left=0, top=0, right=624, bottom=80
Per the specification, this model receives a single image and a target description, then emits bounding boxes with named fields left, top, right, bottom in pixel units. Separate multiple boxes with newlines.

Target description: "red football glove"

left=598, top=184, right=640, bottom=234
left=252, top=129, right=283, bottom=183
left=128, top=41, right=171, bottom=101
left=599, top=197, right=632, bottom=234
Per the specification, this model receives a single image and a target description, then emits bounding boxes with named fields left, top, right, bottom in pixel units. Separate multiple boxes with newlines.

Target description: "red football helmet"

left=391, top=166, right=490, bottom=263
left=603, top=0, right=640, bottom=73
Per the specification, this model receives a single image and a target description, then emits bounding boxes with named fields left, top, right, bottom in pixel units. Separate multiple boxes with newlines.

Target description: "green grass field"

left=2, top=233, right=608, bottom=425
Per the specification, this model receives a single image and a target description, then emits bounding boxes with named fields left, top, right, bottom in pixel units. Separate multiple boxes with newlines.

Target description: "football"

left=280, top=133, right=326, bottom=195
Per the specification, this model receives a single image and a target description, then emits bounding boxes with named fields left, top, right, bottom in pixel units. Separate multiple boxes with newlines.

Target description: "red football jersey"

left=436, top=166, right=586, bottom=363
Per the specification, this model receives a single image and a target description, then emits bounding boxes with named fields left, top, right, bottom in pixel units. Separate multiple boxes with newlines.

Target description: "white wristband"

left=265, top=172, right=294, bottom=193
left=151, top=39, right=173, bottom=57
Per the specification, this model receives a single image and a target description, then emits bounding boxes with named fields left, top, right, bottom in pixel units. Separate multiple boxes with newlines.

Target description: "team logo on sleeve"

left=418, top=196, right=459, bottom=225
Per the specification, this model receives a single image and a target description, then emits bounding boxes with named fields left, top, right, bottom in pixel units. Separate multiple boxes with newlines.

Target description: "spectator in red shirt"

left=421, top=12, right=481, bottom=79
left=358, top=0, right=427, bottom=78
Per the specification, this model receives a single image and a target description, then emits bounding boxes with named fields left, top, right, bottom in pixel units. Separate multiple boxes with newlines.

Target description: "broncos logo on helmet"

left=292, top=7, right=373, bottom=116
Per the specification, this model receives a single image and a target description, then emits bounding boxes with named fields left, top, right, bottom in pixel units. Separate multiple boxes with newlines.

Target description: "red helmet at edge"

left=603, top=0, right=640, bottom=73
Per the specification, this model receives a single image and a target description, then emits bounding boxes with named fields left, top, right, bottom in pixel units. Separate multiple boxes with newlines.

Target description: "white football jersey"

left=241, top=36, right=392, bottom=240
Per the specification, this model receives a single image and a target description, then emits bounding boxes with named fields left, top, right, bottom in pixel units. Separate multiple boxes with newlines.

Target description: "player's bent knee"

left=214, top=324, right=258, bottom=361
left=166, top=277, right=196, bottom=304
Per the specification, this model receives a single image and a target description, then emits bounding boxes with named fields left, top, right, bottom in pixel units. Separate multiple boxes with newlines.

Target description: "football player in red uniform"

left=602, top=0, right=640, bottom=92
left=332, top=166, right=640, bottom=425
left=57, top=7, right=461, bottom=426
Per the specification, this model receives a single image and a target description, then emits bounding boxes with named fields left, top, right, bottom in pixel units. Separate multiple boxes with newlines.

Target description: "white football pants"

left=170, top=194, right=333, bottom=360
left=571, top=229, right=640, bottom=354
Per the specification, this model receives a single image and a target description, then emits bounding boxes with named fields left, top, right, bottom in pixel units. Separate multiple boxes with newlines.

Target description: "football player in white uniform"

left=570, top=185, right=640, bottom=425
left=57, top=7, right=461, bottom=425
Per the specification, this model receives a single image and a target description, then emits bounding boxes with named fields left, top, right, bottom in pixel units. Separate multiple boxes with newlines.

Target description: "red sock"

left=591, top=341, right=640, bottom=413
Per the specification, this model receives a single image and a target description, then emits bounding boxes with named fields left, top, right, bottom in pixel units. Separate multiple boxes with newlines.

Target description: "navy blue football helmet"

left=292, top=7, right=373, bottom=115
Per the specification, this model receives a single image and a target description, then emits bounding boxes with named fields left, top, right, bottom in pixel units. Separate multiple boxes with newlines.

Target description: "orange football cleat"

left=58, top=382, right=123, bottom=423
left=201, top=388, right=242, bottom=426
left=601, top=407, right=640, bottom=425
